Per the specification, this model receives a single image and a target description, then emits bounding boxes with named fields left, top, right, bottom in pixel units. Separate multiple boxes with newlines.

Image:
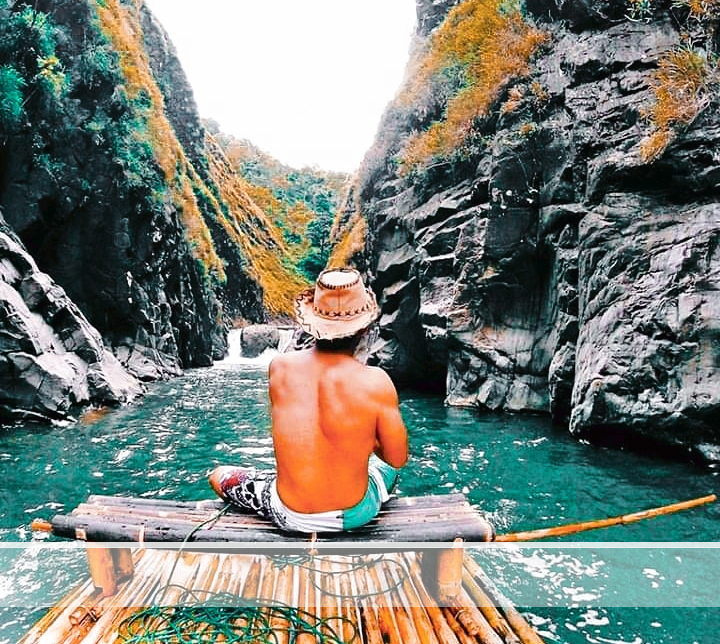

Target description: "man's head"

left=295, top=268, right=379, bottom=345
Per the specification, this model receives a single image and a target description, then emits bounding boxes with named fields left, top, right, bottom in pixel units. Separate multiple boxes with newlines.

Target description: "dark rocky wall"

left=356, top=0, right=720, bottom=462
left=0, top=214, right=142, bottom=422
left=139, top=6, right=266, bottom=326
left=0, top=0, right=266, bottom=422
left=0, top=0, right=216, bottom=378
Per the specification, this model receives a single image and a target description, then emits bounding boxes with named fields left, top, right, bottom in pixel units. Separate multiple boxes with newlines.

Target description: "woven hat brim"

left=294, top=289, right=379, bottom=340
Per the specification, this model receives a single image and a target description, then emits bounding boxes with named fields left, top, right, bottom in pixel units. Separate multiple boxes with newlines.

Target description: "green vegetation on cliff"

left=0, top=0, right=314, bottom=325
left=634, top=0, right=720, bottom=162
left=215, top=133, right=349, bottom=281
left=93, top=0, right=227, bottom=284
left=398, top=0, right=548, bottom=173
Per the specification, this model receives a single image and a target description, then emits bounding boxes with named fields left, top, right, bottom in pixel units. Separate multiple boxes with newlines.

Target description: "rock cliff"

left=0, top=216, right=142, bottom=422
left=347, top=0, right=720, bottom=462
left=0, top=0, right=288, bottom=422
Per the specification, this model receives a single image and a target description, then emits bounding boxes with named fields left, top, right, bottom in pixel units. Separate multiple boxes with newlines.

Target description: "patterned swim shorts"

left=213, top=454, right=399, bottom=533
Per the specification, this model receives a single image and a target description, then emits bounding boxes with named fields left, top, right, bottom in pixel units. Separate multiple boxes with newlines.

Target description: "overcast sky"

left=143, top=0, right=417, bottom=172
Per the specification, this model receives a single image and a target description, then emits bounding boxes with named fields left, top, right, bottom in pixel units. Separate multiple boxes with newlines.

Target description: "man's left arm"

left=372, top=369, right=408, bottom=469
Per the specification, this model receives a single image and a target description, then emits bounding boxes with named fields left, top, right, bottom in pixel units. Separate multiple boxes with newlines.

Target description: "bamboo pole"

left=111, top=554, right=192, bottom=644
left=17, top=576, right=100, bottom=644
left=240, top=556, right=263, bottom=600
left=461, top=567, right=522, bottom=644
left=270, top=564, right=291, bottom=644
left=447, top=591, right=505, bottom=644
left=325, top=556, right=356, bottom=644
left=353, top=560, right=385, bottom=644
left=496, top=494, right=716, bottom=542
left=407, top=557, right=461, bottom=644
left=465, top=555, right=546, bottom=644
left=436, top=538, right=465, bottom=602
left=84, top=553, right=172, bottom=644
left=237, top=556, right=263, bottom=638
left=85, top=546, right=118, bottom=597
left=366, top=562, right=405, bottom=644
left=295, top=557, right=318, bottom=644
left=319, top=556, right=341, bottom=641
left=441, top=607, right=475, bottom=644
left=387, top=553, right=440, bottom=644
left=381, top=559, right=423, bottom=644
left=338, top=557, right=362, bottom=644
left=112, top=548, right=135, bottom=581
left=257, top=556, right=276, bottom=638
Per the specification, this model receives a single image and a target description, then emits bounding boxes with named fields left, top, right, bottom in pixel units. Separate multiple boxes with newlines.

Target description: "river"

left=0, top=341, right=718, bottom=643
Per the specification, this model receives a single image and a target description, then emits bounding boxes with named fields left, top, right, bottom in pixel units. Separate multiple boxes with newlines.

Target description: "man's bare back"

left=209, top=268, right=407, bottom=532
left=269, top=346, right=408, bottom=514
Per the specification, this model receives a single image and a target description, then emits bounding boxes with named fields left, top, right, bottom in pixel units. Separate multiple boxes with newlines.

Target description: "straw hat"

left=295, top=268, right=379, bottom=340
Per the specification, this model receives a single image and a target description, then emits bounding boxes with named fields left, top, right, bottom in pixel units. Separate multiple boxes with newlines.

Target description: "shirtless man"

left=209, top=268, right=408, bottom=533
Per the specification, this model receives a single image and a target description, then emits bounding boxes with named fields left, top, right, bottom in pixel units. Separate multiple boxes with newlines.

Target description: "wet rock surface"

left=0, top=222, right=142, bottom=423
left=238, top=324, right=281, bottom=358
left=356, top=0, right=720, bottom=460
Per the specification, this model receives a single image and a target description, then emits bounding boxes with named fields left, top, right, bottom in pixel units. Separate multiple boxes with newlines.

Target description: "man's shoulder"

left=359, top=364, right=397, bottom=396
left=269, top=349, right=310, bottom=373
left=363, top=363, right=391, bottom=381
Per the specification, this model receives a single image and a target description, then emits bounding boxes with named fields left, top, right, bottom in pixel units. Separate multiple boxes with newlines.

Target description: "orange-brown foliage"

left=399, top=1, right=548, bottom=170
left=204, top=135, right=309, bottom=315
left=95, top=0, right=307, bottom=314
left=640, top=47, right=714, bottom=161
left=684, top=0, right=720, bottom=17
left=327, top=212, right=367, bottom=269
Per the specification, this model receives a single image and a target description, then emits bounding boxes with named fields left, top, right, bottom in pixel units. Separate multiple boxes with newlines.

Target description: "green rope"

left=267, top=552, right=410, bottom=597
left=118, top=595, right=356, bottom=644
left=116, top=505, right=409, bottom=644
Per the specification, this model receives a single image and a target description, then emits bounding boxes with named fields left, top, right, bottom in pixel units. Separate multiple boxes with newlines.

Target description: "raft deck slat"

left=24, top=493, right=547, bottom=642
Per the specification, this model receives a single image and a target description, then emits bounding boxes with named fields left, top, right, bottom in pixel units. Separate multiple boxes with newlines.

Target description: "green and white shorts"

left=214, top=454, right=399, bottom=533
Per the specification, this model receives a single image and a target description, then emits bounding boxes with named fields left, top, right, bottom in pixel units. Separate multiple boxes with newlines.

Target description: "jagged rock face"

left=414, top=0, right=462, bottom=35
left=239, top=324, right=280, bottom=358
left=0, top=0, right=266, bottom=394
left=359, top=2, right=720, bottom=460
left=0, top=0, right=213, bottom=377
left=0, top=218, right=142, bottom=422
left=525, top=0, right=628, bottom=31
left=572, top=198, right=720, bottom=459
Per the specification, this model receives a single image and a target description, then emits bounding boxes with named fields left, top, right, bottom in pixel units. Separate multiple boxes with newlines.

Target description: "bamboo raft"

left=19, top=549, right=545, bottom=644
left=26, top=493, right=546, bottom=643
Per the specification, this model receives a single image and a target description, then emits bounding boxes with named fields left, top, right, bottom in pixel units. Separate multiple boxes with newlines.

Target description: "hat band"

left=312, top=299, right=374, bottom=319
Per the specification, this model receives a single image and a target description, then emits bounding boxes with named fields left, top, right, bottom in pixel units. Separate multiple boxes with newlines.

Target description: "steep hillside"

left=0, top=0, right=305, bottom=421
left=336, top=0, right=720, bottom=462
left=215, top=132, right=349, bottom=286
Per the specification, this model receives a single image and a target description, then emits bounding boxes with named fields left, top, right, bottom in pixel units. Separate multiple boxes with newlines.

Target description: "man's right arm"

left=371, top=367, right=408, bottom=469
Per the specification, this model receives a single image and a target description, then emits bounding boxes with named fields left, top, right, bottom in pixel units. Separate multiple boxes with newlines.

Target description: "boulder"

left=239, top=324, right=281, bottom=358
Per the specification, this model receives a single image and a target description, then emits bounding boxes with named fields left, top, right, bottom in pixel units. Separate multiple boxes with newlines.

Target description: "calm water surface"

left=0, top=354, right=718, bottom=643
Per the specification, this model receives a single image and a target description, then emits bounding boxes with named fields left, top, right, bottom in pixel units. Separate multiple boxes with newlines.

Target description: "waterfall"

left=277, top=327, right=294, bottom=353
left=215, top=326, right=296, bottom=368
left=226, top=328, right=242, bottom=360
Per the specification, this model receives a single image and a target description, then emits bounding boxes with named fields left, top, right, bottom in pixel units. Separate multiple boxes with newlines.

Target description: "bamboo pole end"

left=30, top=518, right=53, bottom=533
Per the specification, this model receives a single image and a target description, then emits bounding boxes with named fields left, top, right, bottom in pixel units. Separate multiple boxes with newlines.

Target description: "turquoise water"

left=0, top=357, right=718, bottom=643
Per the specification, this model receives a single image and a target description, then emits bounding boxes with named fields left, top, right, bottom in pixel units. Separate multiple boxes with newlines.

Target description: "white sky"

left=143, top=0, right=418, bottom=172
